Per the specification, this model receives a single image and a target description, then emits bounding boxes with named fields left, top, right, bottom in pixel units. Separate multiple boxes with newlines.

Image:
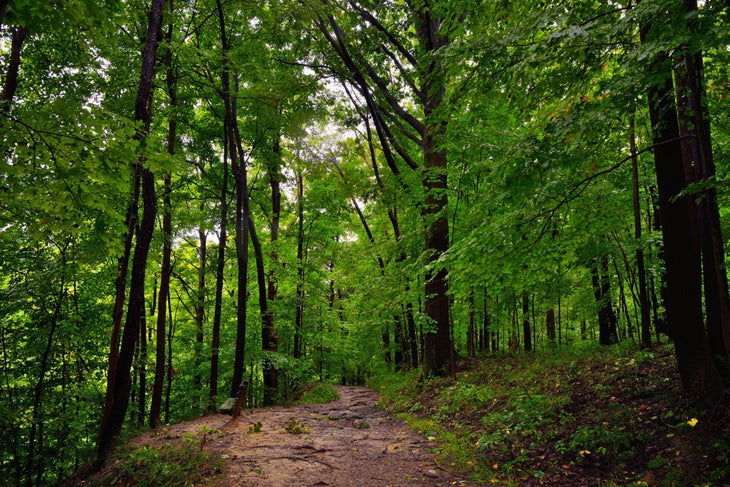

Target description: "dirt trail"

left=134, top=386, right=468, bottom=486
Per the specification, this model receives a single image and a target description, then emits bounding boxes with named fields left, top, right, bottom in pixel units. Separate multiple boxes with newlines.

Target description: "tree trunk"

left=467, top=289, right=476, bottom=357
left=247, top=216, right=273, bottom=402
left=96, top=0, right=163, bottom=461
left=642, top=24, right=718, bottom=402
left=522, top=291, right=532, bottom=352
left=148, top=173, right=171, bottom=427
left=164, top=292, right=174, bottom=424
left=416, top=6, right=453, bottom=377
left=137, top=310, right=147, bottom=427
left=591, top=256, right=618, bottom=346
left=674, top=2, right=730, bottom=371
left=293, top=170, right=305, bottom=359
left=26, top=275, right=64, bottom=487
left=1, top=25, right=28, bottom=115
left=228, top=71, right=251, bottom=400
left=546, top=309, right=556, bottom=343
left=149, top=1, right=177, bottom=428
left=263, top=134, right=281, bottom=403
left=209, top=150, right=228, bottom=411
left=194, top=224, right=206, bottom=388
left=630, top=112, right=652, bottom=349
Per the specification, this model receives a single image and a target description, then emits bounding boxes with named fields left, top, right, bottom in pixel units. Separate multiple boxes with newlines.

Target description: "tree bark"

left=629, top=111, right=652, bottom=349
left=522, top=291, right=532, bottom=352
left=1, top=25, right=28, bottom=115
left=642, top=24, right=719, bottom=402
left=208, top=146, right=229, bottom=411
left=194, top=223, right=206, bottom=388
left=674, top=1, right=730, bottom=370
left=96, top=0, right=164, bottom=462
left=546, top=309, right=556, bottom=343
left=149, top=0, right=177, bottom=429
left=294, top=170, right=305, bottom=359
left=214, top=0, right=250, bottom=401
left=263, top=134, right=281, bottom=403
left=418, top=11, right=453, bottom=375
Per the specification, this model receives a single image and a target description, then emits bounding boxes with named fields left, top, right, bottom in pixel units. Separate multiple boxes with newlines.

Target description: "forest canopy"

left=0, top=0, right=728, bottom=485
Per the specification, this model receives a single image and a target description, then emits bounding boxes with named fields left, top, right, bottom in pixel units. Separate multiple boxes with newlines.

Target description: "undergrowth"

left=101, top=430, right=225, bottom=486
left=298, top=382, right=339, bottom=404
left=375, top=342, right=730, bottom=486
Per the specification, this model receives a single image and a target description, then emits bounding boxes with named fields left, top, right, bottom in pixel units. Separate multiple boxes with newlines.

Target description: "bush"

left=298, top=382, right=339, bottom=404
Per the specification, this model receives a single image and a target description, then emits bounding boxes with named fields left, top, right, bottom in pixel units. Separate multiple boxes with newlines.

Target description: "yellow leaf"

left=687, top=418, right=698, bottom=427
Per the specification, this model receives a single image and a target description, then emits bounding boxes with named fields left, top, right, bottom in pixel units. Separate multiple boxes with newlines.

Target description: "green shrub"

left=115, top=438, right=224, bottom=486
left=299, top=382, right=339, bottom=404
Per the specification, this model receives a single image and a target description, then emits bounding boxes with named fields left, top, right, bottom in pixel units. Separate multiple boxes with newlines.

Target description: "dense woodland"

left=0, top=0, right=729, bottom=485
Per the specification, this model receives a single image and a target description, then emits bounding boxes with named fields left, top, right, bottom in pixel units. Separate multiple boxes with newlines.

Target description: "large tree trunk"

left=421, top=120, right=451, bottom=376
left=416, top=8, right=453, bottom=377
left=1, top=25, right=28, bottom=115
left=316, top=5, right=454, bottom=375
left=675, top=1, right=730, bottom=370
left=150, top=0, right=177, bottom=428
left=96, top=0, right=164, bottom=462
left=642, top=24, right=718, bottom=402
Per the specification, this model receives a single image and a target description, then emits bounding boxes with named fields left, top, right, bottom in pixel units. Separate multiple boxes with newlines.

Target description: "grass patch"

left=113, top=433, right=224, bottom=486
left=298, top=382, right=339, bottom=404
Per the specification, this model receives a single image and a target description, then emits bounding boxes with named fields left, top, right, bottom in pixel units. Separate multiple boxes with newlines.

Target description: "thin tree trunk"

left=293, top=170, right=305, bottom=359
left=96, top=0, right=164, bottom=461
left=164, top=292, right=174, bottom=424
left=522, top=291, right=532, bottom=352
left=194, top=224, right=206, bottom=388
left=229, top=86, right=250, bottom=401
left=630, top=112, right=652, bottom=349
left=26, top=265, right=65, bottom=487
left=263, top=134, right=281, bottom=403
left=247, top=215, right=272, bottom=398
left=208, top=151, right=228, bottom=411
left=468, top=288, right=476, bottom=357
left=137, top=310, right=147, bottom=427
left=149, top=157, right=172, bottom=427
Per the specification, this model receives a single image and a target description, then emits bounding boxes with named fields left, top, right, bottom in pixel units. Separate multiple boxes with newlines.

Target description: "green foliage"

left=114, top=437, right=224, bottom=487
left=298, top=383, right=339, bottom=404
left=1, top=0, right=728, bottom=484
left=377, top=345, right=729, bottom=485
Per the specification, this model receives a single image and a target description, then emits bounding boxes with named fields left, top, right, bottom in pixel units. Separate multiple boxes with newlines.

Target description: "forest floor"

left=79, top=385, right=466, bottom=486
left=75, top=342, right=730, bottom=487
